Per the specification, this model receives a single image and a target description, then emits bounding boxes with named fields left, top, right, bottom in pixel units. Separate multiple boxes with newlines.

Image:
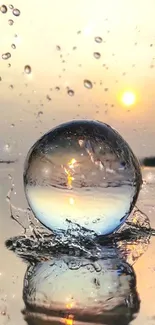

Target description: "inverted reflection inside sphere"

left=24, top=120, right=142, bottom=236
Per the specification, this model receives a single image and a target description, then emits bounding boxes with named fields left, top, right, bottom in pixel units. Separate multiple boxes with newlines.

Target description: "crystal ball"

left=23, top=120, right=142, bottom=236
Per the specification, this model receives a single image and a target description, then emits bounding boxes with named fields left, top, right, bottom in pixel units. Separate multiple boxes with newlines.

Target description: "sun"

left=121, top=91, right=136, bottom=106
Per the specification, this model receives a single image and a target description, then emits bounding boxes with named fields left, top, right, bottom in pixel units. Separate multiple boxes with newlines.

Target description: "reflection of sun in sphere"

left=24, top=120, right=142, bottom=236
left=121, top=91, right=136, bottom=106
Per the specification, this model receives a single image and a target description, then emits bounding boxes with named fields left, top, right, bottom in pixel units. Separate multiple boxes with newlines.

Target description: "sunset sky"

left=0, top=0, right=155, bottom=161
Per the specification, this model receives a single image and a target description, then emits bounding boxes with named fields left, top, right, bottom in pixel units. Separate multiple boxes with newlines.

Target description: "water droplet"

left=93, top=52, right=101, bottom=59
left=11, top=44, right=16, bottom=49
left=8, top=19, right=14, bottom=25
left=2, top=52, right=11, bottom=60
left=94, top=36, right=102, bottom=43
left=12, top=8, right=20, bottom=16
left=56, top=45, right=61, bottom=51
left=37, top=111, right=43, bottom=118
left=84, top=79, right=93, bottom=89
left=67, top=89, right=74, bottom=96
left=24, top=120, right=142, bottom=236
left=46, top=95, right=51, bottom=101
left=24, top=65, right=31, bottom=74
left=0, top=5, right=7, bottom=13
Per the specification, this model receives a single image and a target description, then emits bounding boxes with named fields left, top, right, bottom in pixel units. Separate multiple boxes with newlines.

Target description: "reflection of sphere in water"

left=23, top=252, right=140, bottom=325
left=24, top=120, right=142, bottom=236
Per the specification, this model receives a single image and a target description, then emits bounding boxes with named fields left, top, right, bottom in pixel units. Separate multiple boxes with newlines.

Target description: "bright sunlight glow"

left=121, top=91, right=136, bottom=106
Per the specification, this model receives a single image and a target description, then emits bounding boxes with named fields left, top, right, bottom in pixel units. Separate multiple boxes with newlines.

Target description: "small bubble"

left=94, top=36, right=102, bottom=43
left=93, top=52, right=101, bottom=59
left=2, top=52, right=11, bottom=60
left=150, top=44, right=153, bottom=47
left=9, top=4, right=14, bottom=9
left=8, top=63, right=11, bottom=68
left=8, top=19, right=14, bottom=25
left=11, top=123, right=15, bottom=127
left=0, top=5, right=7, bottom=13
left=104, top=88, right=108, bottom=91
left=84, top=79, right=93, bottom=89
left=56, top=45, right=61, bottom=51
left=67, top=89, right=74, bottom=96
left=11, top=44, right=16, bottom=49
left=9, top=84, right=14, bottom=89
left=0, top=77, right=2, bottom=81
left=73, top=46, right=77, bottom=50
left=12, top=8, right=20, bottom=16
left=77, top=30, right=81, bottom=34
left=55, top=86, right=60, bottom=91
left=24, top=65, right=31, bottom=74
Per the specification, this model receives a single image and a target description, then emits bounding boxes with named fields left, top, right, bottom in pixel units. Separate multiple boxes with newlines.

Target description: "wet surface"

left=0, top=161, right=154, bottom=325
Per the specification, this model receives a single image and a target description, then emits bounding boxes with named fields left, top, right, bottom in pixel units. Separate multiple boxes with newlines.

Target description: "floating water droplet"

left=94, top=36, right=102, bottom=43
left=93, top=52, right=101, bottom=59
left=67, top=89, right=74, bottom=96
left=56, top=45, right=61, bottom=51
left=8, top=19, right=14, bottom=25
left=24, top=65, right=31, bottom=74
left=12, top=8, right=20, bottom=16
left=9, top=4, right=14, bottom=9
left=24, top=120, right=142, bottom=236
left=0, top=5, right=7, bottom=13
left=84, top=79, right=93, bottom=89
left=2, top=52, right=11, bottom=60
left=46, top=95, right=51, bottom=101
left=11, top=44, right=16, bottom=49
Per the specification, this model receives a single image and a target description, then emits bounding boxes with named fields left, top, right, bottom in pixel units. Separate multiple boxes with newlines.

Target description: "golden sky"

left=0, top=0, right=155, bottom=159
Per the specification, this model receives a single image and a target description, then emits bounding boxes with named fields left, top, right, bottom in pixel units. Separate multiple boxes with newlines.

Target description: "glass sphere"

left=24, top=120, right=142, bottom=236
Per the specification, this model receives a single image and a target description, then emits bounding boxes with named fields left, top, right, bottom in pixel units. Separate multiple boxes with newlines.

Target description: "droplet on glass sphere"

left=0, top=5, right=7, bottom=13
left=2, top=52, right=11, bottom=60
left=94, top=36, right=102, bottom=43
left=12, top=8, right=20, bottom=16
left=24, top=65, right=31, bottom=74
left=93, top=52, right=101, bottom=59
left=83, top=79, right=93, bottom=89
left=11, top=43, right=16, bottom=49
left=8, top=19, right=14, bottom=25
left=24, top=120, right=142, bottom=236
left=67, top=89, right=74, bottom=96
